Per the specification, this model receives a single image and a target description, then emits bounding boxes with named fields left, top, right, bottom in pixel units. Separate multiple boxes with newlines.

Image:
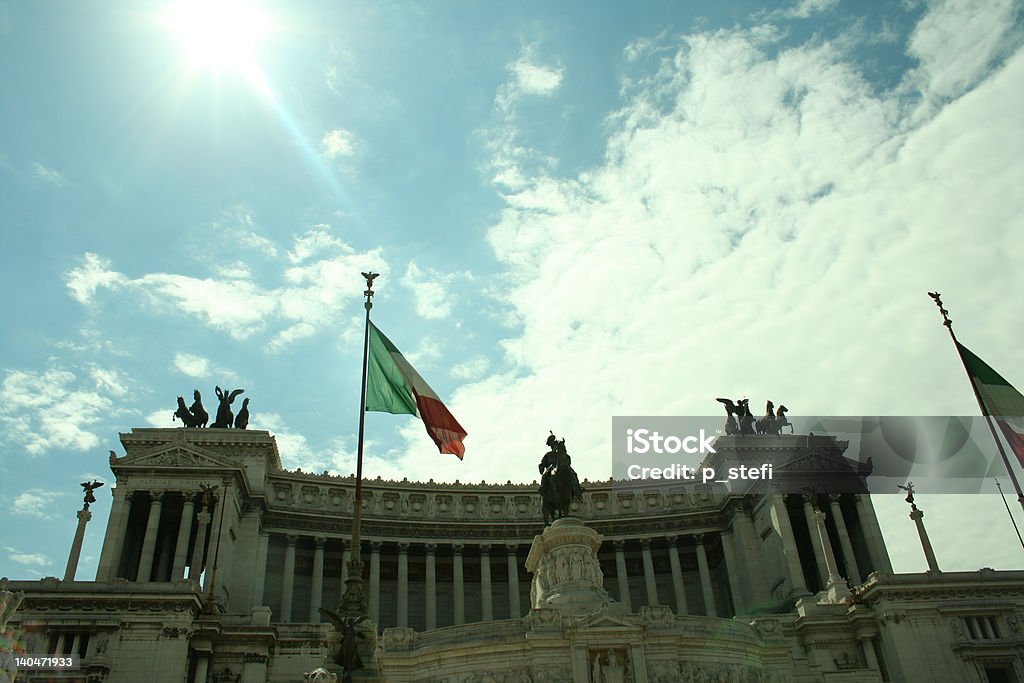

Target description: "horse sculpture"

left=173, top=396, right=201, bottom=427
left=539, top=433, right=583, bottom=525
left=190, top=390, right=209, bottom=428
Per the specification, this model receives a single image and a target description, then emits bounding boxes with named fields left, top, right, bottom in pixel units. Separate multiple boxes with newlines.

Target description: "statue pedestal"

left=525, top=517, right=611, bottom=617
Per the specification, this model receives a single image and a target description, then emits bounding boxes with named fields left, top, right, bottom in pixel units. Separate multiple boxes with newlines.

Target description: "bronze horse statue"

left=539, top=434, right=583, bottom=525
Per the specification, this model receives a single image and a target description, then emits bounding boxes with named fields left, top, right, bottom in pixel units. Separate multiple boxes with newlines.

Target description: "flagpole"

left=338, top=271, right=378, bottom=619
left=994, top=479, right=1024, bottom=552
left=928, top=292, right=1024, bottom=513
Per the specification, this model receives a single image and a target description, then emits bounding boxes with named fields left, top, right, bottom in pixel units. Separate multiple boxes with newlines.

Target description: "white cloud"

left=509, top=58, right=564, bottom=96
left=11, top=490, right=63, bottom=519
left=400, top=261, right=470, bottom=320
left=5, top=546, right=52, bottom=568
left=0, top=366, right=125, bottom=455
left=173, top=352, right=211, bottom=378
left=65, top=231, right=388, bottom=348
left=902, top=0, right=1018, bottom=115
left=65, top=253, right=127, bottom=305
left=31, top=161, right=68, bottom=186
left=322, top=128, right=357, bottom=159
left=451, top=356, right=491, bottom=381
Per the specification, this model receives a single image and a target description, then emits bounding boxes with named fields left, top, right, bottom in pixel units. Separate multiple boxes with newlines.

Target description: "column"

left=854, top=495, right=894, bottom=575
left=506, top=543, right=521, bottom=618
left=369, top=541, right=382, bottom=622
left=96, top=488, right=132, bottom=580
left=802, top=495, right=829, bottom=587
left=910, top=507, right=941, bottom=572
left=243, top=653, right=269, bottom=683
left=829, top=495, right=862, bottom=584
left=859, top=635, right=880, bottom=672
left=771, top=495, right=808, bottom=595
left=193, top=653, right=210, bottom=683
left=190, top=509, right=212, bottom=582
left=694, top=535, right=717, bottom=617
left=480, top=544, right=493, bottom=621
left=453, top=544, right=465, bottom=625
left=171, top=494, right=196, bottom=580
left=613, top=541, right=631, bottom=611
left=281, top=534, right=297, bottom=623
left=70, top=634, right=81, bottom=657
left=813, top=511, right=844, bottom=585
left=136, top=492, right=164, bottom=582
left=206, top=492, right=226, bottom=585
left=735, top=501, right=767, bottom=602
left=54, top=634, right=66, bottom=656
left=397, top=542, right=409, bottom=628
left=310, top=536, right=326, bottom=622
left=253, top=532, right=269, bottom=606
left=719, top=530, right=743, bottom=616
left=425, top=544, right=437, bottom=630
left=640, top=539, right=658, bottom=606
left=64, top=508, right=93, bottom=581
left=666, top=536, right=688, bottom=615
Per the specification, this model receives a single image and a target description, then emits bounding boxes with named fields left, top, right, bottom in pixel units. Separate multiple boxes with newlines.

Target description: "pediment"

left=116, top=442, right=234, bottom=469
left=575, top=609, right=638, bottom=630
left=774, top=449, right=865, bottom=474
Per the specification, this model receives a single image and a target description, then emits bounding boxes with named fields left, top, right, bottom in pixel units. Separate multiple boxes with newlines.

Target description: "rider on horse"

left=539, top=432, right=583, bottom=522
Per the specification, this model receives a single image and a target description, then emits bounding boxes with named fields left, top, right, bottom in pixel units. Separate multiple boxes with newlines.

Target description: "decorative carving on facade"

left=637, top=605, right=675, bottom=625
left=531, top=666, right=571, bottom=683
left=522, top=608, right=561, bottom=631
left=303, top=668, right=337, bottom=683
left=212, top=667, right=240, bottom=683
left=380, top=627, right=417, bottom=651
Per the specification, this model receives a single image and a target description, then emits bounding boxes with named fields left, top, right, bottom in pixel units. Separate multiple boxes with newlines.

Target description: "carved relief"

left=272, top=483, right=293, bottom=505
left=300, top=485, right=320, bottom=506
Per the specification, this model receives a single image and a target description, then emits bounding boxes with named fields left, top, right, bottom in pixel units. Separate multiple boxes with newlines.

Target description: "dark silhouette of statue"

left=716, top=397, right=752, bottom=435
left=539, top=432, right=583, bottom=525
left=210, top=386, right=244, bottom=428
left=81, top=480, right=104, bottom=508
left=190, top=390, right=209, bottom=428
left=173, top=390, right=211, bottom=428
left=318, top=609, right=366, bottom=679
left=234, top=398, right=250, bottom=429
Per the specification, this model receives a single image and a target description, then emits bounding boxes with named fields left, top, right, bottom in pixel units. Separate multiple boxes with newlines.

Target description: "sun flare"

left=165, top=0, right=271, bottom=75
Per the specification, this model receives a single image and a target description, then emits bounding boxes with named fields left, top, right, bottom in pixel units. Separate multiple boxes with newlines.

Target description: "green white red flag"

left=365, top=321, right=467, bottom=458
left=959, top=342, right=1024, bottom=467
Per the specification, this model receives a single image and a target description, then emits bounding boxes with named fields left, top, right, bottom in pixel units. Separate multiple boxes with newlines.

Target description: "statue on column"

left=538, top=432, right=583, bottom=525
left=80, top=480, right=104, bottom=508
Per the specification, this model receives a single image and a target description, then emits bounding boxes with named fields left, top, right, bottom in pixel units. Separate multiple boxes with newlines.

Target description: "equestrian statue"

left=538, top=432, right=583, bottom=525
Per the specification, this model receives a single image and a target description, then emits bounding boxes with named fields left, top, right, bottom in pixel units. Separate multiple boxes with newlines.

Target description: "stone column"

left=136, top=492, right=164, bottom=582
left=854, top=495, right=894, bottom=575
left=425, top=543, right=437, bottom=630
left=171, top=495, right=196, bottom=581
left=507, top=543, right=521, bottom=618
left=206, top=492, right=226, bottom=586
left=193, top=653, right=210, bottom=683
left=397, top=542, right=409, bottom=628
left=771, top=495, right=808, bottom=595
left=453, top=544, right=465, bottom=625
left=734, top=501, right=767, bottom=602
left=910, top=507, right=941, bottom=572
left=859, top=635, right=880, bottom=672
left=613, top=540, right=631, bottom=611
left=719, top=530, right=743, bottom=616
left=829, top=495, right=862, bottom=583
left=666, top=536, right=688, bottom=615
left=64, top=508, right=93, bottom=581
left=253, top=531, right=269, bottom=606
left=694, top=535, right=717, bottom=617
left=190, top=509, right=212, bottom=582
left=369, top=541, right=382, bottom=622
left=480, top=544, right=493, bottom=621
left=802, top=495, right=829, bottom=587
left=311, top=536, right=326, bottom=622
left=96, top=488, right=132, bottom=580
left=640, top=539, right=659, bottom=606
left=281, top=534, right=297, bottom=623
left=813, top=510, right=852, bottom=602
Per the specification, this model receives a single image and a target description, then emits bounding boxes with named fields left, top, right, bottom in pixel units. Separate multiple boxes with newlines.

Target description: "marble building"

left=4, top=427, right=1024, bottom=683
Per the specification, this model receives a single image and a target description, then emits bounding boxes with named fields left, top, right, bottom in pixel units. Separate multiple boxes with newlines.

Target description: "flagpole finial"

left=361, top=272, right=380, bottom=311
left=928, top=291, right=953, bottom=330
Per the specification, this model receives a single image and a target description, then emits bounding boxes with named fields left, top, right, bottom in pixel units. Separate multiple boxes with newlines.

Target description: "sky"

left=2, top=0, right=1024, bottom=582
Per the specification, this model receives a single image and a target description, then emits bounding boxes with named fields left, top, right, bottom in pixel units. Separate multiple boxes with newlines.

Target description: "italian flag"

left=959, top=342, right=1024, bottom=467
left=365, top=321, right=467, bottom=458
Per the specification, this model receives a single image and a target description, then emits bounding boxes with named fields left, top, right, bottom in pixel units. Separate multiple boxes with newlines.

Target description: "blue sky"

left=2, top=0, right=1024, bottom=581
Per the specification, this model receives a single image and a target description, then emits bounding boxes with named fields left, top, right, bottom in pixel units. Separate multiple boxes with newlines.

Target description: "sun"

left=164, top=0, right=271, bottom=76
